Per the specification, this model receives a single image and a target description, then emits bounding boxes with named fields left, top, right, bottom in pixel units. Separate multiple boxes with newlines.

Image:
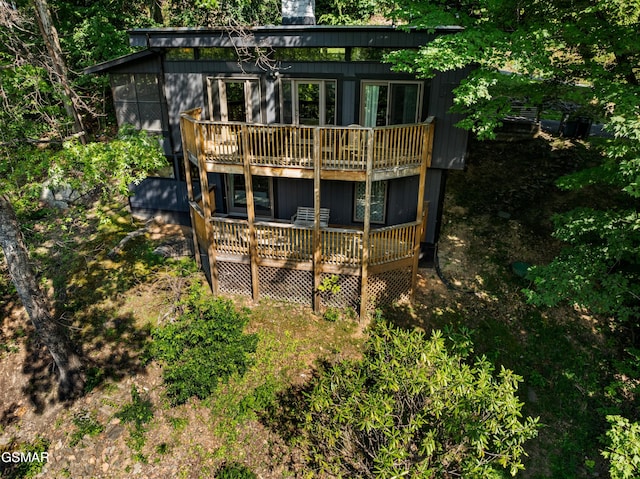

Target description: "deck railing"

left=198, top=214, right=416, bottom=268
left=182, top=108, right=433, bottom=172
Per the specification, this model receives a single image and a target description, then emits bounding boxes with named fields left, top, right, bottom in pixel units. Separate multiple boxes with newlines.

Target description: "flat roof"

left=127, top=25, right=462, bottom=49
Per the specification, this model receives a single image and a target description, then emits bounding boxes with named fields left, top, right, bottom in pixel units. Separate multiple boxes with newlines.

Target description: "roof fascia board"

left=83, top=49, right=157, bottom=75
left=128, top=25, right=461, bottom=49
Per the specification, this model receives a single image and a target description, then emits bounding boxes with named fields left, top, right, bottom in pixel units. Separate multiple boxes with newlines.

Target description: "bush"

left=602, top=415, right=640, bottom=479
left=148, top=285, right=258, bottom=405
left=303, top=320, right=539, bottom=478
left=215, top=461, right=257, bottom=479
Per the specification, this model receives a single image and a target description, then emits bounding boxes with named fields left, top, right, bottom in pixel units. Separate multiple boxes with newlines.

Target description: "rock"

left=106, top=425, right=125, bottom=441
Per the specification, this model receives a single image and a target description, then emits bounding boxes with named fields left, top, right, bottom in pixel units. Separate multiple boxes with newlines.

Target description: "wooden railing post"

left=242, top=124, right=260, bottom=302
left=313, top=127, right=322, bottom=312
left=196, top=122, right=219, bottom=295
left=180, top=115, right=201, bottom=269
left=359, top=129, right=374, bottom=319
left=410, top=119, right=435, bottom=301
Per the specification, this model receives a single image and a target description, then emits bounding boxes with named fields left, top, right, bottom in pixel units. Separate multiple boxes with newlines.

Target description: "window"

left=273, top=48, right=346, bottom=62
left=227, top=174, right=273, bottom=218
left=111, top=73, right=164, bottom=133
left=207, top=78, right=262, bottom=123
left=280, top=79, right=336, bottom=125
left=165, top=48, right=195, bottom=60
left=360, top=81, right=423, bottom=127
left=354, top=181, right=387, bottom=224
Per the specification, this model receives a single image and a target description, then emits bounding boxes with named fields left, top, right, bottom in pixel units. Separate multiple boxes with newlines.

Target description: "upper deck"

left=180, top=108, right=434, bottom=182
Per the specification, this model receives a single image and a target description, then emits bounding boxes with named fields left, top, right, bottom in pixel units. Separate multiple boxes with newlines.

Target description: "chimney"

left=282, top=0, right=315, bottom=25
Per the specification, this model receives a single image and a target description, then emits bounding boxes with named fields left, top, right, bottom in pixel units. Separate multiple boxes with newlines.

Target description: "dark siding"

left=275, top=178, right=314, bottom=220
left=428, top=68, right=471, bottom=170
left=129, top=177, right=189, bottom=212
left=321, top=181, right=354, bottom=225
left=387, top=176, right=419, bottom=225
left=164, top=73, right=204, bottom=152
left=422, top=168, right=447, bottom=244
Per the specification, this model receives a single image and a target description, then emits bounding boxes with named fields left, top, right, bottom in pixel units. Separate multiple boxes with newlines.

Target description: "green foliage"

left=116, top=385, right=154, bottom=456
left=52, top=125, right=166, bottom=198
left=215, top=462, right=257, bottom=479
left=386, top=0, right=640, bottom=330
left=167, top=0, right=281, bottom=27
left=318, top=274, right=341, bottom=295
left=148, top=284, right=258, bottom=405
left=69, top=411, right=104, bottom=447
left=602, top=415, right=640, bottom=479
left=316, top=0, right=377, bottom=25
left=0, top=436, right=50, bottom=479
left=303, top=319, right=539, bottom=478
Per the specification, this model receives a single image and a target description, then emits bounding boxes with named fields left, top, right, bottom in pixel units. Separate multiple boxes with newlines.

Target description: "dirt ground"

left=0, top=133, right=608, bottom=478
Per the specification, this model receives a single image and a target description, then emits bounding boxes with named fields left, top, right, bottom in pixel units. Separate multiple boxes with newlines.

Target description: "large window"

left=280, top=79, right=336, bottom=125
left=227, top=174, right=273, bottom=218
left=360, top=81, right=422, bottom=127
left=207, top=77, right=262, bottom=123
left=111, top=73, right=164, bottom=133
left=354, top=181, right=387, bottom=224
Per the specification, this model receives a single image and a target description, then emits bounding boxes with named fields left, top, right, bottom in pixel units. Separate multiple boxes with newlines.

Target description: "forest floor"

left=0, top=131, right=630, bottom=478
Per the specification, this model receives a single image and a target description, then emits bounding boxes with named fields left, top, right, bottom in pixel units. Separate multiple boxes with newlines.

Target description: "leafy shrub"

left=148, top=285, right=258, bottom=405
left=69, top=411, right=104, bottom=447
left=116, top=385, right=155, bottom=455
left=215, top=461, right=257, bottom=479
left=303, top=319, right=539, bottom=478
left=602, top=415, right=640, bottom=479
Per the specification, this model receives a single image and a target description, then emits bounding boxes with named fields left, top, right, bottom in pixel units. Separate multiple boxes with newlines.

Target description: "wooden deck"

left=181, top=108, right=433, bottom=181
left=181, top=107, right=435, bottom=316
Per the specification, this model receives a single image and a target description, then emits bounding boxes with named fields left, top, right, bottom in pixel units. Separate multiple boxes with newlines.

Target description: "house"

left=85, top=22, right=469, bottom=317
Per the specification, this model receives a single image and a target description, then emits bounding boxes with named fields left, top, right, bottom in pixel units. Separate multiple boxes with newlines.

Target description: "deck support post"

left=181, top=115, right=202, bottom=270
left=242, top=124, right=260, bottom=302
left=410, top=119, right=435, bottom=301
left=359, top=129, right=374, bottom=319
left=312, top=127, right=322, bottom=312
left=196, top=118, right=219, bottom=294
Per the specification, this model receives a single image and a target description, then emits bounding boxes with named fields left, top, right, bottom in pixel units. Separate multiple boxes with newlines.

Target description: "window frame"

left=359, top=80, right=424, bottom=127
left=279, top=78, right=337, bottom=126
left=353, top=180, right=388, bottom=224
left=226, top=174, right=274, bottom=219
left=207, top=76, right=263, bottom=123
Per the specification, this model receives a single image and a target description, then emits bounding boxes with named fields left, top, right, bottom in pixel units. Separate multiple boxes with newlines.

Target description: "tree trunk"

left=0, top=195, right=84, bottom=400
left=32, top=0, right=87, bottom=144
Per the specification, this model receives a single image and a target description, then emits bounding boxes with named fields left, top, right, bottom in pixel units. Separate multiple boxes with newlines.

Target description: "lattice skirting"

left=218, top=261, right=253, bottom=296
left=258, top=266, right=314, bottom=305
left=319, top=273, right=361, bottom=311
left=367, top=267, right=412, bottom=309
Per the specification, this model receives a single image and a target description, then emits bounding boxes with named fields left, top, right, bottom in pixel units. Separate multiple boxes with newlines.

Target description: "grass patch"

left=115, top=385, right=154, bottom=461
left=69, top=411, right=104, bottom=447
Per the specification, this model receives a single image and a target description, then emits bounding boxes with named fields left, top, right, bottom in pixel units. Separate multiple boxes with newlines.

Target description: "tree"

left=0, top=128, right=165, bottom=399
left=0, top=195, right=84, bottom=399
left=383, top=1, right=639, bottom=473
left=304, top=320, right=539, bottom=478
left=32, top=0, right=86, bottom=142
left=385, top=0, right=640, bottom=325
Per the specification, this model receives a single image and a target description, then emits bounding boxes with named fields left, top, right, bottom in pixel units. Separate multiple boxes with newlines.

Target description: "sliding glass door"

left=361, top=81, right=422, bottom=127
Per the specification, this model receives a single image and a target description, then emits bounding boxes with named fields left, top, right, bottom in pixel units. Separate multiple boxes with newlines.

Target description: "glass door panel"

left=363, top=83, right=388, bottom=127
left=297, top=83, right=320, bottom=125
left=389, top=83, right=419, bottom=124
left=228, top=174, right=273, bottom=218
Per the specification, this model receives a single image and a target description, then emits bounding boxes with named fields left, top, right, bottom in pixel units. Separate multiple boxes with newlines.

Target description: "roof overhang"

left=83, top=49, right=157, bottom=75
left=126, top=25, right=462, bottom=49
